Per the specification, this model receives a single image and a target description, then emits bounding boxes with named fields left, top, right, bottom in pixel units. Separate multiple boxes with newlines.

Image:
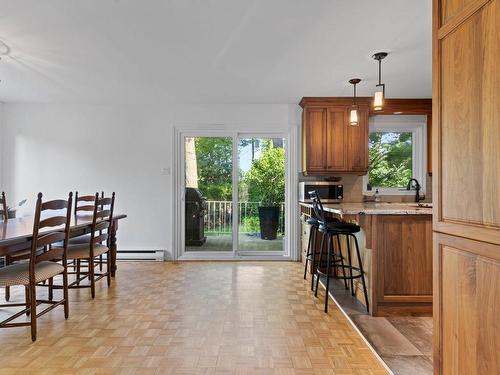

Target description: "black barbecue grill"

left=185, top=187, right=207, bottom=246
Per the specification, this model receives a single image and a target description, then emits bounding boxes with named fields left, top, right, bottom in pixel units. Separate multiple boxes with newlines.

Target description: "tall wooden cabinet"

left=433, top=0, right=499, bottom=373
left=300, top=98, right=369, bottom=175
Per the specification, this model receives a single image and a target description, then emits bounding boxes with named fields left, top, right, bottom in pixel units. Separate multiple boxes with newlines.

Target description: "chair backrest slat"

left=75, top=191, right=104, bottom=214
left=95, top=209, right=111, bottom=220
left=97, top=197, right=112, bottom=206
left=0, top=192, right=8, bottom=221
left=94, top=220, right=110, bottom=232
left=37, top=232, right=66, bottom=248
left=76, top=205, right=94, bottom=212
left=41, top=199, right=68, bottom=211
left=93, top=233, right=108, bottom=244
left=39, top=216, right=67, bottom=229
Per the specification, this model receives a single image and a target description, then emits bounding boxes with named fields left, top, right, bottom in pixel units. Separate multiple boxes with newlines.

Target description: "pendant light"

left=348, top=78, right=361, bottom=126
left=372, top=52, right=388, bottom=111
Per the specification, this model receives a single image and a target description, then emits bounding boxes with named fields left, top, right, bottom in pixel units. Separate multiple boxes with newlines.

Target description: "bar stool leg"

left=336, top=235, right=349, bottom=290
left=352, top=234, right=370, bottom=312
left=314, top=231, right=326, bottom=297
left=303, top=225, right=314, bottom=280
left=345, top=235, right=355, bottom=296
left=309, top=227, right=318, bottom=291
left=324, top=233, right=332, bottom=313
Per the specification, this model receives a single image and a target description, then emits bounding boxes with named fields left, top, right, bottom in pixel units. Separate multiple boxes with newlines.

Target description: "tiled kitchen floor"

left=318, top=276, right=433, bottom=375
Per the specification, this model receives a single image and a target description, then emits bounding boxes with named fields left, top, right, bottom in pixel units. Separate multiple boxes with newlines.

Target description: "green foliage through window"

left=194, top=137, right=233, bottom=200
left=368, top=132, right=413, bottom=189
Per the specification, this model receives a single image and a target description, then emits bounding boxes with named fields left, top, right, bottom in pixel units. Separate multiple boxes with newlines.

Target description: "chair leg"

left=29, top=282, right=37, bottom=342
left=352, top=235, right=369, bottom=313
left=345, top=235, right=355, bottom=296
left=324, top=234, right=332, bottom=313
left=314, top=232, right=326, bottom=297
left=63, top=269, right=69, bottom=319
left=25, top=285, right=30, bottom=316
left=76, top=259, right=81, bottom=285
left=89, top=257, right=95, bottom=299
left=106, top=252, right=111, bottom=287
left=99, top=254, right=103, bottom=271
left=336, top=235, right=349, bottom=290
left=5, top=257, right=11, bottom=301
left=48, top=277, right=53, bottom=301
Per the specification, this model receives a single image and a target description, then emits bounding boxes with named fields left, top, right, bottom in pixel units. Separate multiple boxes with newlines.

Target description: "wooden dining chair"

left=0, top=192, right=7, bottom=221
left=69, top=191, right=105, bottom=273
left=53, top=192, right=115, bottom=298
left=0, top=192, right=72, bottom=341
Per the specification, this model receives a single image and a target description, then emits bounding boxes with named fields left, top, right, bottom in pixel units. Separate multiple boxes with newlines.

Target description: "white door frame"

left=171, top=124, right=299, bottom=261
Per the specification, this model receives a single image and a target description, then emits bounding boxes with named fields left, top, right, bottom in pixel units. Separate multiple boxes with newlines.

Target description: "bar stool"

left=303, top=210, right=341, bottom=290
left=315, top=222, right=369, bottom=313
left=308, top=192, right=349, bottom=309
left=310, top=192, right=369, bottom=313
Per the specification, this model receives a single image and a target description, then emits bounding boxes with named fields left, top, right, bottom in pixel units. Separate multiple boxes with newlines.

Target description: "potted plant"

left=245, top=146, right=285, bottom=240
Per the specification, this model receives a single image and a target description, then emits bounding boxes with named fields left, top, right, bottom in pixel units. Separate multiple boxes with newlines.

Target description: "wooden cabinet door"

left=434, top=0, right=500, bottom=245
left=433, top=0, right=499, bottom=373
left=303, top=107, right=326, bottom=173
left=325, top=107, right=347, bottom=171
left=346, top=105, right=369, bottom=172
left=433, top=233, right=500, bottom=374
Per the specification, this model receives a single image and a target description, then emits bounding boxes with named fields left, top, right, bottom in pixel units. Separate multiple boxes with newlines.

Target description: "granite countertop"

left=299, top=202, right=433, bottom=215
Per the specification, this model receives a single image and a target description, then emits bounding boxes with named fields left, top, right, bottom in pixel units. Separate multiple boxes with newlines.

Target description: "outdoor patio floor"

left=186, top=234, right=284, bottom=252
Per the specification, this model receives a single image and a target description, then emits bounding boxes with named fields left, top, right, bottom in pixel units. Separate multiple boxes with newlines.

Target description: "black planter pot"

left=258, top=206, right=280, bottom=240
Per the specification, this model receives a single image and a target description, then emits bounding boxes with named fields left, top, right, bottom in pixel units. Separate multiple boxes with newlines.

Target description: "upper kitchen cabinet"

left=300, top=97, right=370, bottom=175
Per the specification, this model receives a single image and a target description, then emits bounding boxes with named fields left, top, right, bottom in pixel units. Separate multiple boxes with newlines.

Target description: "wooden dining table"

left=0, top=213, right=127, bottom=277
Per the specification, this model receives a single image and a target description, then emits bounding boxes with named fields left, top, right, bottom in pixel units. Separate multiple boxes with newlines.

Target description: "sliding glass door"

left=182, top=134, right=286, bottom=256
left=237, top=137, right=285, bottom=252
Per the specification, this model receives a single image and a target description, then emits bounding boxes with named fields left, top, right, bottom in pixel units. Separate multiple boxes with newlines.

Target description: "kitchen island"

left=300, top=202, right=432, bottom=316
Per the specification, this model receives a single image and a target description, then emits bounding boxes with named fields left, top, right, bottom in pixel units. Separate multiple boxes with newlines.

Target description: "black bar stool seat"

left=319, top=221, right=360, bottom=233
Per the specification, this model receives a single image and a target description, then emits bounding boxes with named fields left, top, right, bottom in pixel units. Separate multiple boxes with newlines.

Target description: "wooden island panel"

left=371, top=215, right=433, bottom=316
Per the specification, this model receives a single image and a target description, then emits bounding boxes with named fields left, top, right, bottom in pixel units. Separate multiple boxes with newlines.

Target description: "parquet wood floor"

left=0, top=261, right=389, bottom=374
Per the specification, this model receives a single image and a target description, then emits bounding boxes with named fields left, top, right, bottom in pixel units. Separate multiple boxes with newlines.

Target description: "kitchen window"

left=363, top=115, right=427, bottom=195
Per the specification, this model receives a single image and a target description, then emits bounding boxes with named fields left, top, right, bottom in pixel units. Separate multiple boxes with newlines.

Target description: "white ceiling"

left=0, top=0, right=431, bottom=104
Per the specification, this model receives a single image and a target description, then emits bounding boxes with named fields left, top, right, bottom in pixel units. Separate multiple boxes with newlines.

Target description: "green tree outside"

left=368, top=132, right=413, bottom=189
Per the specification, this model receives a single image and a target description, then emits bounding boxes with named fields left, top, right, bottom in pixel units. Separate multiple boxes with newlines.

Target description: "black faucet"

left=407, top=178, right=424, bottom=203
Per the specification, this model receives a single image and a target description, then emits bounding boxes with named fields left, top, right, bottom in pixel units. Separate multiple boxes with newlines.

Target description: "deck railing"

left=204, top=201, right=285, bottom=236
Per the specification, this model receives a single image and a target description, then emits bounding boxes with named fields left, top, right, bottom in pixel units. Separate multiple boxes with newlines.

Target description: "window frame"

left=363, top=115, right=427, bottom=195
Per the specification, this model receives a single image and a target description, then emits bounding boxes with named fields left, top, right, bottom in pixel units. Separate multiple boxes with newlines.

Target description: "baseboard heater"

left=116, top=250, right=163, bottom=261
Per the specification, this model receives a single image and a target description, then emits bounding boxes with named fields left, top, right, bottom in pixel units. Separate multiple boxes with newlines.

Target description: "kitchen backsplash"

left=298, top=174, right=433, bottom=203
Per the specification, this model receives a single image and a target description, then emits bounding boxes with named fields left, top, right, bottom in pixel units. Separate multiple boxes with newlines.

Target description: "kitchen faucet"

left=407, top=178, right=425, bottom=203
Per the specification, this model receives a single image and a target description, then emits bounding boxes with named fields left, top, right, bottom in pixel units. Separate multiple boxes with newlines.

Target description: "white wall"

left=0, top=102, right=4, bottom=190
left=1, top=102, right=300, bottom=256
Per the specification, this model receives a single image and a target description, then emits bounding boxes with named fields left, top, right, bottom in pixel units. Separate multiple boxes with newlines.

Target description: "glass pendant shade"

left=373, top=90, right=384, bottom=111
left=348, top=78, right=361, bottom=126
left=350, top=108, right=359, bottom=126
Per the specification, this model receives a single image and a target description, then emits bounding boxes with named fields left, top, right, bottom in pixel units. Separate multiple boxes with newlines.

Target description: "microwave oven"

left=299, top=182, right=343, bottom=203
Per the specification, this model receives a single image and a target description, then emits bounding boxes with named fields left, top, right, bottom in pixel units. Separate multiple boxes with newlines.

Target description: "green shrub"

left=241, top=216, right=260, bottom=234
left=245, top=146, right=285, bottom=207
